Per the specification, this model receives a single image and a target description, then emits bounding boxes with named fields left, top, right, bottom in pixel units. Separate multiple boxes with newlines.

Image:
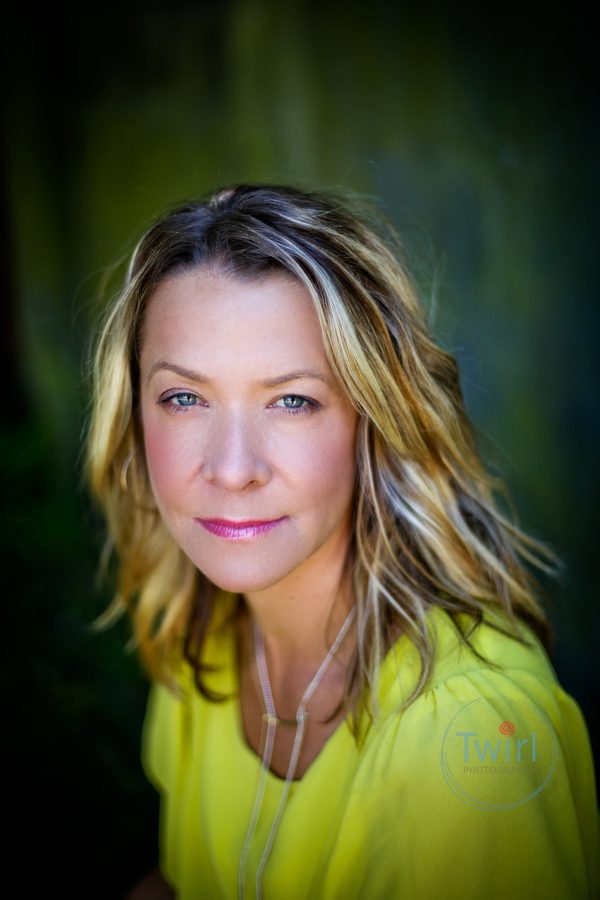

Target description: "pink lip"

left=195, top=517, right=287, bottom=541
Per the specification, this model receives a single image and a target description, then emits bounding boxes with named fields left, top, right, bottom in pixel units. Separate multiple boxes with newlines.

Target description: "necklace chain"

left=237, top=605, right=356, bottom=900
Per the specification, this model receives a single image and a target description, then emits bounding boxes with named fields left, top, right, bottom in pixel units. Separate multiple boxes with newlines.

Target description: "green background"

left=3, top=2, right=597, bottom=896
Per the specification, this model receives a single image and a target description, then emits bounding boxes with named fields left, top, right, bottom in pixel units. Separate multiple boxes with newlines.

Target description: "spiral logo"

left=499, top=720, right=515, bottom=736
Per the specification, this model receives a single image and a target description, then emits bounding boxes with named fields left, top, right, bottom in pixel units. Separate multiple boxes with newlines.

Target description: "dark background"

left=2, top=2, right=597, bottom=896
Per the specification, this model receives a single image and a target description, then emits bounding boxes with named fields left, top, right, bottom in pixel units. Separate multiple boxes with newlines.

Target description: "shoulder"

left=352, top=607, right=599, bottom=898
left=375, top=604, right=560, bottom=712
left=369, top=604, right=597, bottom=813
left=141, top=599, right=238, bottom=791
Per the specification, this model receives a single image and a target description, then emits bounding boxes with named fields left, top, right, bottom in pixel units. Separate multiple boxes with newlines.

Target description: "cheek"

left=293, top=421, right=357, bottom=508
left=142, top=415, right=194, bottom=503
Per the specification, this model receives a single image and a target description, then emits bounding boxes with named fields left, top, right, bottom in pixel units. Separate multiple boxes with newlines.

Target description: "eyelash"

left=158, top=392, right=319, bottom=416
left=159, top=392, right=201, bottom=412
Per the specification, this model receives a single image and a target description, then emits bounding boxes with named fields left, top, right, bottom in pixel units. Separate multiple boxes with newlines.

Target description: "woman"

left=86, top=184, right=598, bottom=899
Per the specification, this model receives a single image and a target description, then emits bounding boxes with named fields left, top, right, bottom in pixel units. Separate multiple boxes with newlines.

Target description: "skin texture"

left=139, top=268, right=359, bottom=679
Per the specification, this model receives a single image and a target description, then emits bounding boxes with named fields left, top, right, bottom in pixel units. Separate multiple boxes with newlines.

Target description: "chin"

left=192, top=559, right=297, bottom=595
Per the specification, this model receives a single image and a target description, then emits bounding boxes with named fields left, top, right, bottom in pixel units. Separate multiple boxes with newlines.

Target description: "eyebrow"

left=147, top=360, right=331, bottom=388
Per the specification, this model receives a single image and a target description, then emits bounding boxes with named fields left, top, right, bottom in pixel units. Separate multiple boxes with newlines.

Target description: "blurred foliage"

left=2, top=1, right=597, bottom=895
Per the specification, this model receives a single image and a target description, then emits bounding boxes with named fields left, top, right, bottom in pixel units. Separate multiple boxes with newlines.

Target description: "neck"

left=240, top=543, right=356, bottom=675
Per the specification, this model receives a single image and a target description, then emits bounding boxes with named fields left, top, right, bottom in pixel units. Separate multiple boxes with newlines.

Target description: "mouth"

left=194, top=517, right=287, bottom=541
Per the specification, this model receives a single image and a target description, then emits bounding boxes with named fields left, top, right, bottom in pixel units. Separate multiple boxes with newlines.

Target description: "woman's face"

left=139, top=267, right=358, bottom=596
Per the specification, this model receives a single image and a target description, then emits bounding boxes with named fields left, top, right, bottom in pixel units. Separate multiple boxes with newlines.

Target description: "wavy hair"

left=86, top=183, right=557, bottom=734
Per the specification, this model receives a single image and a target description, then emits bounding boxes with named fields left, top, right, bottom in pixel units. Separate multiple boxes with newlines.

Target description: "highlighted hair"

left=86, top=184, right=556, bottom=733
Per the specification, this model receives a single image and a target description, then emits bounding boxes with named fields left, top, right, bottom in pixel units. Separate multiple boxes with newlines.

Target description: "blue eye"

left=273, top=395, right=318, bottom=414
left=161, top=392, right=199, bottom=408
left=282, top=395, right=305, bottom=409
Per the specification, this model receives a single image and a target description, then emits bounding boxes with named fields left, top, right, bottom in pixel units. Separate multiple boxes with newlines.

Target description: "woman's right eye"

left=159, top=392, right=201, bottom=410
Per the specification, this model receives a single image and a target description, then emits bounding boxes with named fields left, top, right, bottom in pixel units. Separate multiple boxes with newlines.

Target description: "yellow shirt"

left=142, top=602, right=599, bottom=899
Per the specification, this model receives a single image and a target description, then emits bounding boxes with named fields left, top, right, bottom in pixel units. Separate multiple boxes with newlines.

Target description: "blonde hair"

left=86, top=183, right=556, bottom=734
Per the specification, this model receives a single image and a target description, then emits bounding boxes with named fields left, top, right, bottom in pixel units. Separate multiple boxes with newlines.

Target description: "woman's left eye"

left=272, top=395, right=317, bottom=414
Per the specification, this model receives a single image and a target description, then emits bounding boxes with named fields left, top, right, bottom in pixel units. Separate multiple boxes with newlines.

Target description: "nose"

left=200, top=410, right=271, bottom=491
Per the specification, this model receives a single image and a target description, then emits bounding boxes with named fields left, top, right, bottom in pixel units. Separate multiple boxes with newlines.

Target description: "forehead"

left=140, top=267, right=328, bottom=373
